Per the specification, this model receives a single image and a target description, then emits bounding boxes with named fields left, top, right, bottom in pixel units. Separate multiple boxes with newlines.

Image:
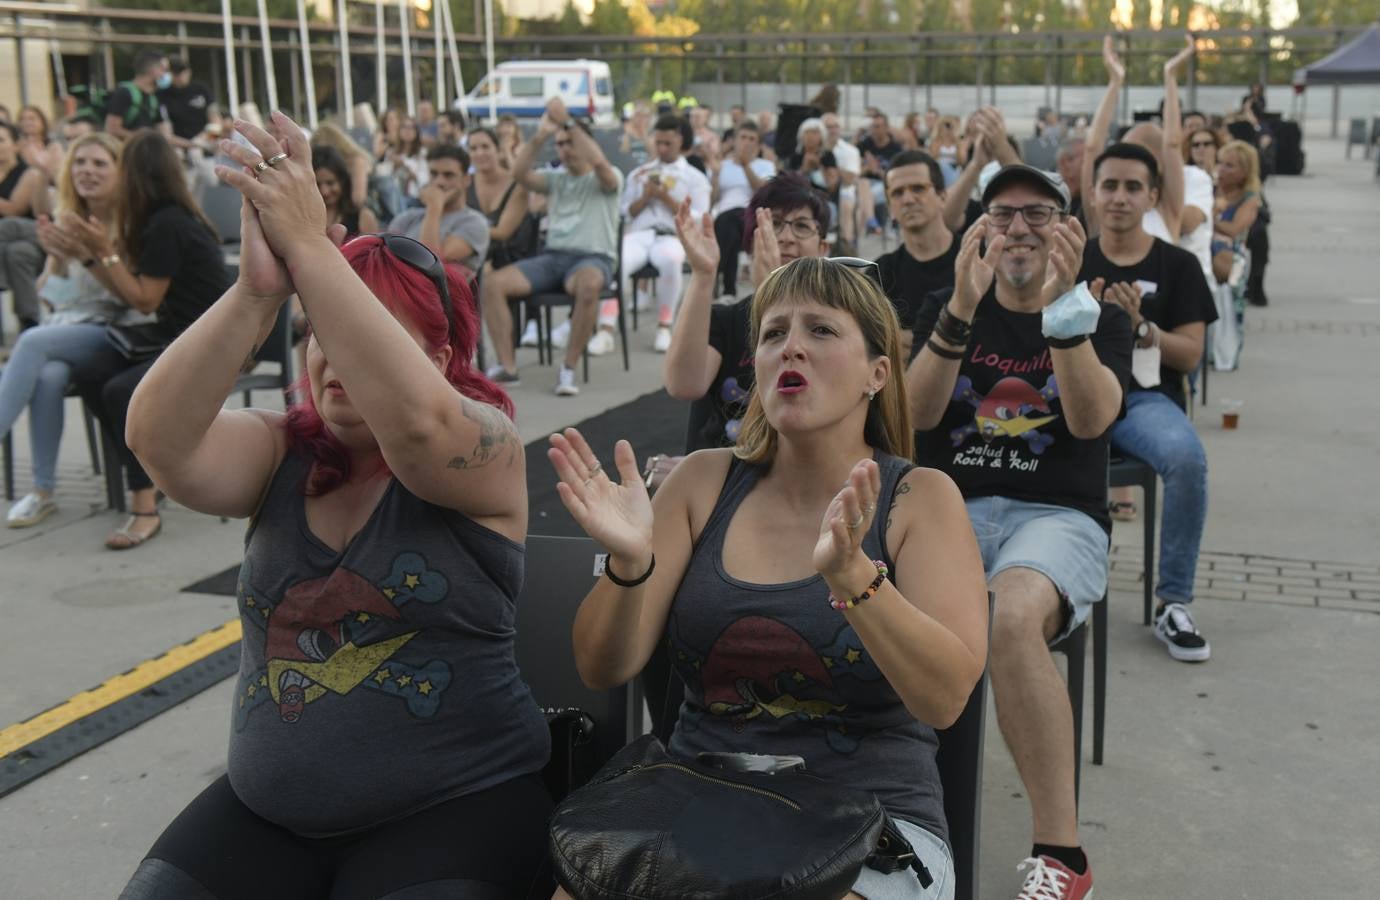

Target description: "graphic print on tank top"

left=667, top=611, right=888, bottom=755
left=233, top=552, right=454, bottom=728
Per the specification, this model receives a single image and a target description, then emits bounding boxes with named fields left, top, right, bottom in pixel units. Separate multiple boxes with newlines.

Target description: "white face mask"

left=156, top=72, right=173, bottom=90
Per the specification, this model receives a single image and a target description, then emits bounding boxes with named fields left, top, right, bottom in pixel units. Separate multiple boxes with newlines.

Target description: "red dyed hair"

left=284, top=236, right=512, bottom=495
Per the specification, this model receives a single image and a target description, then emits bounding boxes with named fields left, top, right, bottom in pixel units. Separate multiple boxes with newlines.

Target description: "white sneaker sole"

left=1155, top=628, right=1211, bottom=662
left=7, top=504, right=57, bottom=528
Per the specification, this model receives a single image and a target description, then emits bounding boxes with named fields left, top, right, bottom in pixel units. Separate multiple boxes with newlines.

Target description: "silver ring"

left=863, top=504, right=876, bottom=515
left=847, top=513, right=865, bottom=530
left=264, top=152, right=289, bottom=168
left=588, top=461, right=603, bottom=478
left=253, top=159, right=271, bottom=174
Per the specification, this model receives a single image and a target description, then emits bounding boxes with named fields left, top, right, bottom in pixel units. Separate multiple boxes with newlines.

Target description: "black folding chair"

left=1110, top=454, right=1157, bottom=625
left=514, top=534, right=643, bottom=802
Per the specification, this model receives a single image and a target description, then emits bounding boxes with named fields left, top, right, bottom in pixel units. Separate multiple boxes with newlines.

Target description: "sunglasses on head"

left=826, top=256, right=883, bottom=286
left=377, top=233, right=456, bottom=344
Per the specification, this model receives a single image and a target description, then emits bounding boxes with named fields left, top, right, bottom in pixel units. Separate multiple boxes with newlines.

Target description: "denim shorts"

left=850, top=819, right=955, bottom=899
left=514, top=250, right=613, bottom=295
left=965, top=496, right=1109, bottom=644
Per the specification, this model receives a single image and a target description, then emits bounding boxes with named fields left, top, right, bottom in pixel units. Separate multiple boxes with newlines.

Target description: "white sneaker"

left=555, top=366, right=580, bottom=396
left=586, top=329, right=616, bottom=357
left=653, top=326, right=672, bottom=353
left=7, top=492, right=57, bottom=528
left=550, top=319, right=572, bottom=349
left=519, top=320, right=540, bottom=347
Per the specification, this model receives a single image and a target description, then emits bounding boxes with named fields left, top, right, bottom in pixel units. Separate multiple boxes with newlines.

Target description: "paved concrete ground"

left=2, top=139, right=1378, bottom=899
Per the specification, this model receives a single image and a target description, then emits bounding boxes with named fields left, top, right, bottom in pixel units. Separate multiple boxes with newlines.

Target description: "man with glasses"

left=386, top=145, right=489, bottom=275
left=480, top=98, right=622, bottom=396
left=874, top=150, right=958, bottom=360
left=664, top=172, right=830, bottom=453
left=612, top=114, right=711, bottom=355
left=905, top=164, right=1131, bottom=900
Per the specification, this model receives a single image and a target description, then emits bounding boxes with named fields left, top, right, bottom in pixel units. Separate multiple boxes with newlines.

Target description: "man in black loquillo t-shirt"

left=905, top=164, right=1129, bottom=896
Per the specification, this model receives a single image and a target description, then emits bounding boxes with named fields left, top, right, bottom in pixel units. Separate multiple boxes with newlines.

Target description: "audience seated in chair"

left=904, top=163, right=1130, bottom=900
left=0, top=121, right=51, bottom=330
left=548, top=255, right=987, bottom=899
left=1, top=133, right=146, bottom=528
left=615, top=113, right=710, bottom=355
left=67, top=130, right=229, bottom=550
left=1079, top=142, right=1217, bottom=664
left=706, top=120, right=773, bottom=298
left=386, top=144, right=489, bottom=275
left=480, top=98, right=623, bottom=397
left=121, top=112, right=553, bottom=899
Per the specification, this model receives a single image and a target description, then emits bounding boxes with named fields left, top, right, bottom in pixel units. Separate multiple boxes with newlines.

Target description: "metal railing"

left=0, top=6, right=1370, bottom=133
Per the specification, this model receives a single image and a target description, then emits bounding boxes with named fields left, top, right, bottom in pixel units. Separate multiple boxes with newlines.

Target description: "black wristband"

left=605, top=553, right=655, bottom=588
left=934, top=306, right=974, bottom=346
left=1047, top=333, right=1090, bottom=350
left=925, top=338, right=966, bottom=360
left=82, top=258, right=96, bottom=268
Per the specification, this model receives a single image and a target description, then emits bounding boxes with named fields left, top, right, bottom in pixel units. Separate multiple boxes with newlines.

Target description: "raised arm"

left=1158, top=35, right=1196, bottom=241
left=549, top=431, right=723, bottom=690
left=1083, top=35, right=1126, bottom=236
left=218, top=112, right=525, bottom=525
left=906, top=224, right=995, bottom=430
left=125, top=198, right=291, bottom=518
left=942, top=139, right=988, bottom=233
left=663, top=199, right=723, bottom=400
left=511, top=114, right=556, bottom=194
left=816, top=462, right=987, bottom=727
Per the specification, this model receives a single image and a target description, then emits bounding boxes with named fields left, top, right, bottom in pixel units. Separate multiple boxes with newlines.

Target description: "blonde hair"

left=312, top=122, right=371, bottom=166
left=734, top=258, right=914, bottom=466
left=56, top=132, right=123, bottom=218
left=1217, top=140, right=1261, bottom=194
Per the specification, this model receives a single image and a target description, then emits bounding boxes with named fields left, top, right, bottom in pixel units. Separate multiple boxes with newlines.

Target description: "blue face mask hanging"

left=156, top=72, right=173, bottom=90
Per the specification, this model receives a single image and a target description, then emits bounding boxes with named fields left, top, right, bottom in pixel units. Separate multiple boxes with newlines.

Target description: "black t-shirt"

left=106, top=83, right=162, bottom=131
left=687, top=296, right=754, bottom=453
left=1078, top=237, right=1217, bottom=411
left=138, top=205, right=230, bottom=343
left=875, top=235, right=959, bottom=332
left=0, top=159, right=32, bottom=217
left=913, top=288, right=1133, bottom=531
left=857, top=136, right=902, bottom=176
left=158, top=81, right=213, bottom=140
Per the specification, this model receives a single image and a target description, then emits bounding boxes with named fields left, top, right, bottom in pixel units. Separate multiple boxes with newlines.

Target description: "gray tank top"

left=666, top=451, right=948, bottom=847
left=226, top=453, right=550, bottom=838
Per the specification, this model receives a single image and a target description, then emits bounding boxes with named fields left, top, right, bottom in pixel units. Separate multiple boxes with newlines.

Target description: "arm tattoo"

left=885, top=480, right=912, bottom=532
left=240, top=343, right=261, bottom=374
left=446, top=397, right=519, bottom=470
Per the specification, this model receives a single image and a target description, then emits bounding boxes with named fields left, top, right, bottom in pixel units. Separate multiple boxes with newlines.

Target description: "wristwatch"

left=1134, top=320, right=1154, bottom=346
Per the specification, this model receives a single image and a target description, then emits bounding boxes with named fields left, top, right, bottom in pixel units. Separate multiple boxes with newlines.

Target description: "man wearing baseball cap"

left=904, top=163, right=1132, bottom=899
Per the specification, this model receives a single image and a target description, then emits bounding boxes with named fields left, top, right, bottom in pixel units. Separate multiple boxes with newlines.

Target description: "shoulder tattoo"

left=446, top=397, right=519, bottom=470
left=885, top=479, right=913, bottom=532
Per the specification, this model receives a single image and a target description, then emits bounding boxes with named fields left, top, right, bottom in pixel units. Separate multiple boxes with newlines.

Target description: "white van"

left=464, top=60, right=616, bottom=126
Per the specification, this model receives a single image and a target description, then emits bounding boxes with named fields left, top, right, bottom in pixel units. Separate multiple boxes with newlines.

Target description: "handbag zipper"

left=637, top=762, right=802, bottom=811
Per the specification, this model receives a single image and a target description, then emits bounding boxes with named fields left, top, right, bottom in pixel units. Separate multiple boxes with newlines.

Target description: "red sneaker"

left=1015, top=855, right=1094, bottom=899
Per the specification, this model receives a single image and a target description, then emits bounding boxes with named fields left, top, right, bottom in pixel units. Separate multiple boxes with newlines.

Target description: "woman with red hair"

left=121, top=112, right=552, bottom=898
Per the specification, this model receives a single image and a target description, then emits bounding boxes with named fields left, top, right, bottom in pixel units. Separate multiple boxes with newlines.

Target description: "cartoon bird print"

left=950, top=375, right=1060, bottom=454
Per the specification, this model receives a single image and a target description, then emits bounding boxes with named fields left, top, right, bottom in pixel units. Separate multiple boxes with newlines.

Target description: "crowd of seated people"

left=0, top=33, right=1300, bottom=900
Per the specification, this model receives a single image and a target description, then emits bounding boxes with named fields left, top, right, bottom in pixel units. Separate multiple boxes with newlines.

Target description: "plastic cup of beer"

left=1221, top=399, right=1242, bottom=430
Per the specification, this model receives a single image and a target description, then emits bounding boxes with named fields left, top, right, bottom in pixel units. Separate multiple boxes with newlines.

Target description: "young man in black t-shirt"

left=105, top=50, right=166, bottom=140
left=157, top=57, right=213, bottom=145
left=874, top=150, right=958, bottom=359
left=664, top=172, right=830, bottom=453
left=1079, top=142, right=1217, bottom=664
left=906, top=164, right=1129, bottom=899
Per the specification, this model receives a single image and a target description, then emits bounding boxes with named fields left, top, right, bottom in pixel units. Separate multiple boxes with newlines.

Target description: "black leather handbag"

left=549, top=735, right=931, bottom=900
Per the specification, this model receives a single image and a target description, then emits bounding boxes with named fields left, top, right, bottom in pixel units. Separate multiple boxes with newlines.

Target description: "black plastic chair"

left=1049, top=596, right=1110, bottom=802
left=521, top=220, right=631, bottom=382
left=233, top=304, right=296, bottom=408
left=1110, top=454, right=1157, bottom=625
left=514, top=534, right=643, bottom=802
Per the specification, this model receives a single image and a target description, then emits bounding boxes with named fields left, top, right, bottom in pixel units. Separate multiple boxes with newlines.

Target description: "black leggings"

left=70, top=345, right=158, bottom=493
left=120, top=774, right=555, bottom=900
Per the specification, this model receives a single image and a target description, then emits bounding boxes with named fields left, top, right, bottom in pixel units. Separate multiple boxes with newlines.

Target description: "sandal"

left=105, top=511, right=162, bottom=550
left=1109, top=500, right=1138, bottom=523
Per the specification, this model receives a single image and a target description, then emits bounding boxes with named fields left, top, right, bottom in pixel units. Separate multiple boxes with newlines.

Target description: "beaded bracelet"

left=829, top=560, right=889, bottom=611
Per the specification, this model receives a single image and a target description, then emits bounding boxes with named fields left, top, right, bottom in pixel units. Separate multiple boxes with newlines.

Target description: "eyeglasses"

left=1190, top=140, right=1216, bottom=149
left=378, top=233, right=455, bottom=344
left=826, top=256, right=882, bottom=286
left=771, top=216, right=823, bottom=240
left=984, top=204, right=1063, bottom=228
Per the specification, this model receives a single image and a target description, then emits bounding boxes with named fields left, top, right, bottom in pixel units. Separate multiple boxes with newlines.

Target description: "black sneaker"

left=1154, top=602, right=1211, bottom=662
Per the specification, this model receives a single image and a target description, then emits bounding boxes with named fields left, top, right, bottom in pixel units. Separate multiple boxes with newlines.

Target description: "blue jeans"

left=0, top=323, right=111, bottom=492
left=1110, top=390, right=1208, bottom=606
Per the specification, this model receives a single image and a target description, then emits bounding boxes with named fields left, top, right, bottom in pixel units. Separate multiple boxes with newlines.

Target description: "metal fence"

left=0, top=5, right=1370, bottom=134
